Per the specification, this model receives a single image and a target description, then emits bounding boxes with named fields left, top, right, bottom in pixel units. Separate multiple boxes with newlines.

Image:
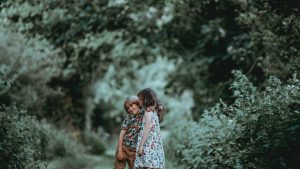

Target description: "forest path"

left=44, top=129, right=176, bottom=169
left=89, top=129, right=171, bottom=169
left=88, top=129, right=175, bottom=169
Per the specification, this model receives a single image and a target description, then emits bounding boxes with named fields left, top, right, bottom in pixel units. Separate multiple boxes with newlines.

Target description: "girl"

left=134, top=88, right=165, bottom=169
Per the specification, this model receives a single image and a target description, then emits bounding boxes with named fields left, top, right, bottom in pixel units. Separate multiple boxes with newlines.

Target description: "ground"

left=42, top=130, right=181, bottom=169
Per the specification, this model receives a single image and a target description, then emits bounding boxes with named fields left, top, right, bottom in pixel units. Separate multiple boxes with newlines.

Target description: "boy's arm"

left=117, top=129, right=126, bottom=160
left=118, top=129, right=126, bottom=150
left=117, top=114, right=129, bottom=160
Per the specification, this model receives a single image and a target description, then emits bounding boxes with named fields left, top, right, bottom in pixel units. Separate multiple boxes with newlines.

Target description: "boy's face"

left=127, top=103, right=140, bottom=115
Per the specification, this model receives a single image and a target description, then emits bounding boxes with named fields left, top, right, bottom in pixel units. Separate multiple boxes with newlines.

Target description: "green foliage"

left=92, top=57, right=190, bottom=127
left=233, top=72, right=300, bottom=169
left=0, top=104, right=86, bottom=169
left=81, top=130, right=107, bottom=155
left=0, top=105, right=45, bottom=169
left=166, top=110, right=242, bottom=168
left=0, top=26, right=64, bottom=118
left=165, top=0, right=300, bottom=118
left=0, top=70, right=12, bottom=94
left=0, top=0, right=183, bottom=130
left=166, top=71, right=300, bottom=169
left=1, top=0, right=299, bottom=129
left=40, top=123, right=84, bottom=159
left=1, top=0, right=299, bottom=168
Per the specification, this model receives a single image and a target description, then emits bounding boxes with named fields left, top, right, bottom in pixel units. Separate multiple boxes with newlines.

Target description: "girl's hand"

left=146, top=106, right=155, bottom=112
left=138, top=146, right=143, bottom=156
left=146, top=105, right=164, bottom=112
left=117, top=151, right=125, bottom=160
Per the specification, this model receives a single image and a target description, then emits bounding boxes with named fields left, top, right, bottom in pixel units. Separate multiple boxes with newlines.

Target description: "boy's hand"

left=117, top=151, right=125, bottom=160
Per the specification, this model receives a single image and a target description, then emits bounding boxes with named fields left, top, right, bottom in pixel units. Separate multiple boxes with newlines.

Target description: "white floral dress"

left=134, top=111, right=165, bottom=169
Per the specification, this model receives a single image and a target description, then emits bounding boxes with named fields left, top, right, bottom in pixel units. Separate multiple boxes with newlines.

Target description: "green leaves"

left=1, top=0, right=300, bottom=168
left=166, top=72, right=300, bottom=169
left=0, top=106, right=43, bottom=169
left=0, top=105, right=88, bottom=169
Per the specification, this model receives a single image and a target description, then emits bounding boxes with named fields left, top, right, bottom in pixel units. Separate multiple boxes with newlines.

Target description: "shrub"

left=166, top=71, right=300, bottom=169
left=0, top=104, right=86, bottom=169
left=0, top=105, right=44, bottom=169
left=166, top=109, right=242, bottom=168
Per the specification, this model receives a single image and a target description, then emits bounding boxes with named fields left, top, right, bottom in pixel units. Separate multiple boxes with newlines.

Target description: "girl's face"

left=127, top=103, right=140, bottom=115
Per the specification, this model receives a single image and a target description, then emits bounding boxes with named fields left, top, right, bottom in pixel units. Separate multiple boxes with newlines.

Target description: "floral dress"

left=134, top=111, right=165, bottom=169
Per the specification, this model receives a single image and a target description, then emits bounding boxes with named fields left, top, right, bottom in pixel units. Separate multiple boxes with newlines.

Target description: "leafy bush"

left=0, top=105, right=45, bottom=169
left=166, top=71, right=300, bottom=169
left=165, top=109, right=241, bottom=168
left=0, top=96, right=85, bottom=168
left=234, top=72, right=300, bottom=169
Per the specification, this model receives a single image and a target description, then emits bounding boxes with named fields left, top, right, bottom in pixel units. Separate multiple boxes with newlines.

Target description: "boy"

left=114, top=96, right=144, bottom=169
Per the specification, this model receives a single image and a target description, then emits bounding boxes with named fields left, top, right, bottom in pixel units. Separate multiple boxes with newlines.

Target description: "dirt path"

left=43, top=129, right=179, bottom=169
left=89, top=129, right=175, bottom=169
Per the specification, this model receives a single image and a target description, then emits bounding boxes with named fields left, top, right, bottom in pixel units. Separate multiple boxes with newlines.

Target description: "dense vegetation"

left=0, top=0, right=299, bottom=168
left=166, top=71, right=300, bottom=168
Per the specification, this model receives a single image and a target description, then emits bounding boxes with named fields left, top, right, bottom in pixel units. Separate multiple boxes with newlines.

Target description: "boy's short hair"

left=124, top=96, right=142, bottom=114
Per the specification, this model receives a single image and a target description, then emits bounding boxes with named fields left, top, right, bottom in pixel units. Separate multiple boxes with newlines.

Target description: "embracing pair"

left=114, top=88, right=165, bottom=169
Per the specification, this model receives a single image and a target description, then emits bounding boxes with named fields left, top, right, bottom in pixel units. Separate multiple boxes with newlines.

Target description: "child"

left=135, top=88, right=165, bottom=169
left=114, top=96, right=144, bottom=169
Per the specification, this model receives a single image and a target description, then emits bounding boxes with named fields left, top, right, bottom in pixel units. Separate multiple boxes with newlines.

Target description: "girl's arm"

left=117, top=129, right=126, bottom=160
left=138, top=111, right=152, bottom=155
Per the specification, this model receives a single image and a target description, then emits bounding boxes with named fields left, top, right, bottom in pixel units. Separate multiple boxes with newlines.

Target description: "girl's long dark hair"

left=137, top=88, right=165, bottom=123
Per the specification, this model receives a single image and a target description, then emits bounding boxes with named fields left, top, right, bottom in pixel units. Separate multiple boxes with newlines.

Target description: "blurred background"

left=0, top=0, right=300, bottom=169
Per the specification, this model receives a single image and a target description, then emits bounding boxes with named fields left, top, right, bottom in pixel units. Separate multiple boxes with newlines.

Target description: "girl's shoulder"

left=143, top=110, right=155, bottom=118
left=144, top=110, right=156, bottom=114
left=144, top=110, right=158, bottom=118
